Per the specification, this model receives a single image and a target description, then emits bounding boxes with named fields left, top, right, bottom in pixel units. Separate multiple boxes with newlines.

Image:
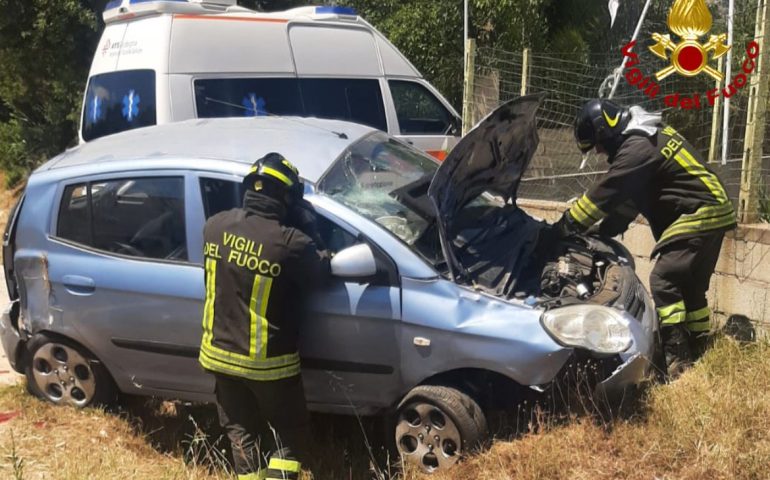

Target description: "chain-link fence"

left=464, top=1, right=770, bottom=223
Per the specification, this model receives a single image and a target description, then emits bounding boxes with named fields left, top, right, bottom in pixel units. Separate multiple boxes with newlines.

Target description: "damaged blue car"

left=1, top=96, right=657, bottom=473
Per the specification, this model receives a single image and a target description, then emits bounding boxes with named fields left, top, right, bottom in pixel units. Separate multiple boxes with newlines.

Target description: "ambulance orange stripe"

left=427, top=150, right=447, bottom=161
left=173, top=14, right=289, bottom=23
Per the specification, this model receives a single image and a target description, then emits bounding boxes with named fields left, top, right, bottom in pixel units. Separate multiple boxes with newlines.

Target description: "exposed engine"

left=446, top=204, right=631, bottom=306
left=537, top=239, right=626, bottom=306
left=540, top=251, right=597, bottom=300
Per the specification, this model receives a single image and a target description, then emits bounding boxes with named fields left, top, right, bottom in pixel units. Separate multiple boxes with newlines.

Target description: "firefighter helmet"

left=244, top=152, right=303, bottom=202
left=574, top=99, right=631, bottom=154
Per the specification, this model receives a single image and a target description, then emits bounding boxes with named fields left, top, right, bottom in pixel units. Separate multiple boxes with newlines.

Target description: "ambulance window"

left=389, top=80, right=454, bottom=135
left=194, top=77, right=387, bottom=131
left=195, top=78, right=303, bottom=118
left=82, top=70, right=157, bottom=142
left=300, top=79, right=387, bottom=132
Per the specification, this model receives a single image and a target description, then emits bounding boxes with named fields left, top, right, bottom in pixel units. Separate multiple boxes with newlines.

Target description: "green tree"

left=346, top=0, right=550, bottom=109
left=0, top=0, right=100, bottom=185
left=0, top=0, right=554, bottom=185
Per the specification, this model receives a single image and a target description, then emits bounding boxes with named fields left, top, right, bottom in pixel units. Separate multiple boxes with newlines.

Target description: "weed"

left=8, top=430, right=24, bottom=480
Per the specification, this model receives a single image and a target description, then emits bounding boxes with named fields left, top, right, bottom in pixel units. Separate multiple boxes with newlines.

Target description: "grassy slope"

left=422, top=338, right=770, bottom=480
left=0, top=384, right=228, bottom=479
left=0, top=174, right=765, bottom=479
left=1, top=338, right=768, bottom=479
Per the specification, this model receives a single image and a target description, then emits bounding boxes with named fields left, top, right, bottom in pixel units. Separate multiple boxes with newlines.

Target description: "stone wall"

left=519, top=199, right=770, bottom=326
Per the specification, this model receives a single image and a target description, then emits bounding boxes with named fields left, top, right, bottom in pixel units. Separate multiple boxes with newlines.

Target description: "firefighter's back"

left=200, top=202, right=312, bottom=381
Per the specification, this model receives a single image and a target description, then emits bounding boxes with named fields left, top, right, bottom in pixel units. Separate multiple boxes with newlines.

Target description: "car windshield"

left=318, top=132, right=439, bottom=245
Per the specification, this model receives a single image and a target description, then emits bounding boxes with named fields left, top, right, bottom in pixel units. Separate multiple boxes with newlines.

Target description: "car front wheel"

left=395, top=385, right=488, bottom=473
left=24, top=333, right=115, bottom=408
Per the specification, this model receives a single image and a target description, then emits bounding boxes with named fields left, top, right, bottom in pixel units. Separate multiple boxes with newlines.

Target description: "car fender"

left=400, top=276, right=573, bottom=392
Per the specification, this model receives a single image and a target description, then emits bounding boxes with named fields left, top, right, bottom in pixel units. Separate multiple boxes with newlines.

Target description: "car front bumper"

left=593, top=352, right=649, bottom=400
left=0, top=301, right=24, bottom=373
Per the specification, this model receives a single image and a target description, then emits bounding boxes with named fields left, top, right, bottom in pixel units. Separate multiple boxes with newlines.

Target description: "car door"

left=300, top=209, right=402, bottom=412
left=388, top=79, right=461, bottom=161
left=194, top=174, right=403, bottom=412
left=46, top=172, right=210, bottom=396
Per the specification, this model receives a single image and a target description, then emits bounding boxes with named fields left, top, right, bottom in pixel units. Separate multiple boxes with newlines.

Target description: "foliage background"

left=0, top=0, right=760, bottom=186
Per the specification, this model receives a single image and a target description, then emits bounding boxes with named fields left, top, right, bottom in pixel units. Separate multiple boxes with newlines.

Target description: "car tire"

left=24, top=333, right=116, bottom=408
left=395, top=385, right=488, bottom=473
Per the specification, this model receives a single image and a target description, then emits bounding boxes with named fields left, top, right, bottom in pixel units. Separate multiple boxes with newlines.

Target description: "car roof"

left=39, top=116, right=374, bottom=183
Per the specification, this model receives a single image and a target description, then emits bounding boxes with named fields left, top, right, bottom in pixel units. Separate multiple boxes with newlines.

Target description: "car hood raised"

left=427, top=94, right=542, bottom=279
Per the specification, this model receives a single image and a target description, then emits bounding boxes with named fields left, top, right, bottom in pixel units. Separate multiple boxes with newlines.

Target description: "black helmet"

left=574, top=99, right=631, bottom=154
left=244, top=152, right=303, bottom=203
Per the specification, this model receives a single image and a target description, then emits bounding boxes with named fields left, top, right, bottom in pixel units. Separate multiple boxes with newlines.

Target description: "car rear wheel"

left=395, top=385, right=488, bottom=473
left=24, top=334, right=115, bottom=408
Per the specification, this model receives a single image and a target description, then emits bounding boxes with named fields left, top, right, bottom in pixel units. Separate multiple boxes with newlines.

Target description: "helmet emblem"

left=603, top=110, right=620, bottom=128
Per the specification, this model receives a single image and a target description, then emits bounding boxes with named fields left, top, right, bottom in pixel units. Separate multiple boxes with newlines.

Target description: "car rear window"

left=195, top=78, right=387, bottom=131
left=57, top=177, right=187, bottom=261
left=81, top=69, right=157, bottom=142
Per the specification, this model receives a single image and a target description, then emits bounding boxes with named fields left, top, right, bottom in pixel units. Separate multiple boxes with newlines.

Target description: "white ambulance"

left=81, top=0, right=461, bottom=159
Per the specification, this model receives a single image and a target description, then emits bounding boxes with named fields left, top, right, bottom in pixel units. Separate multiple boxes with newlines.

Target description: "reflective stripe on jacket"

left=199, top=192, right=329, bottom=381
left=567, top=125, right=736, bottom=254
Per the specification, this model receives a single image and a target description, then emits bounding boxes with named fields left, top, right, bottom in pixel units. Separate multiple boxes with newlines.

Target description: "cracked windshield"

left=319, top=132, right=437, bottom=246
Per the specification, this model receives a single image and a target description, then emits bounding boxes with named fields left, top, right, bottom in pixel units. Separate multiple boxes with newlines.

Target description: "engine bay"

left=448, top=204, right=630, bottom=306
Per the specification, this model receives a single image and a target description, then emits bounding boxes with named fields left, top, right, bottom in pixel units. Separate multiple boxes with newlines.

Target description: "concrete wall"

left=519, top=199, right=770, bottom=327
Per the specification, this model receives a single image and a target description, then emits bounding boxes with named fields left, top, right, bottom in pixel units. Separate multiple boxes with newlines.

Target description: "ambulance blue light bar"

left=315, top=6, right=357, bottom=15
left=105, top=0, right=122, bottom=10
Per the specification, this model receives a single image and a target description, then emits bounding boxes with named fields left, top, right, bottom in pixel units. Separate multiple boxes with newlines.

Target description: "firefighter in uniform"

left=199, top=153, right=329, bottom=480
left=554, top=99, right=736, bottom=377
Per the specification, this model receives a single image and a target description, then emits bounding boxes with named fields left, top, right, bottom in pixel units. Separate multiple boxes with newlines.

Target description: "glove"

left=551, top=211, right=583, bottom=239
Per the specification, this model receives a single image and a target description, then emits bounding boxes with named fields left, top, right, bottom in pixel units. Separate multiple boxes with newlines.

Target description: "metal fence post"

left=462, top=38, right=477, bottom=135
left=520, top=47, right=530, bottom=97
left=708, top=56, right=724, bottom=164
left=739, top=0, right=769, bottom=223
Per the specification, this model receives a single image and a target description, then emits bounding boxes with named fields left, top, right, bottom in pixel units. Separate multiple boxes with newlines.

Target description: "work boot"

left=661, top=325, right=693, bottom=380
left=689, top=332, right=713, bottom=361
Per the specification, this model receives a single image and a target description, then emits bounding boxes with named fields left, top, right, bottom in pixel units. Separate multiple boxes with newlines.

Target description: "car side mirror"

left=331, top=244, right=377, bottom=278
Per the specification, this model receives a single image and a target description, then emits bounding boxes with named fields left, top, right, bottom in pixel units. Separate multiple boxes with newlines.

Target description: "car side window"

left=57, top=177, right=187, bottom=261
left=315, top=214, right=358, bottom=254
left=199, top=178, right=359, bottom=256
left=200, top=178, right=245, bottom=219
left=389, top=80, right=454, bottom=135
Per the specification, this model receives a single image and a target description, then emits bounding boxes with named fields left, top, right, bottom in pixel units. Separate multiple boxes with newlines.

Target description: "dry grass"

left=419, top=337, right=770, bottom=480
left=1, top=337, right=768, bottom=479
left=0, top=384, right=228, bottom=479
left=0, top=384, right=399, bottom=480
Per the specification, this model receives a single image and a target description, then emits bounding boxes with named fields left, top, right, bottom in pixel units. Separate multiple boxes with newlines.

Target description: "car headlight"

left=541, top=305, right=632, bottom=354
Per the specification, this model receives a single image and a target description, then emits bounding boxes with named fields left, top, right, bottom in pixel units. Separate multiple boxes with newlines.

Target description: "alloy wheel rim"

left=32, top=343, right=96, bottom=407
left=395, top=403, right=462, bottom=472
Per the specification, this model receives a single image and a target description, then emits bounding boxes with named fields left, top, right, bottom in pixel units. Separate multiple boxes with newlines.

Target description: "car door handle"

left=62, top=275, right=96, bottom=295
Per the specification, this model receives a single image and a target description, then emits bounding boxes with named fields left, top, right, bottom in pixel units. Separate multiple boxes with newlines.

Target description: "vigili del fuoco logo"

left=619, top=0, right=761, bottom=110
